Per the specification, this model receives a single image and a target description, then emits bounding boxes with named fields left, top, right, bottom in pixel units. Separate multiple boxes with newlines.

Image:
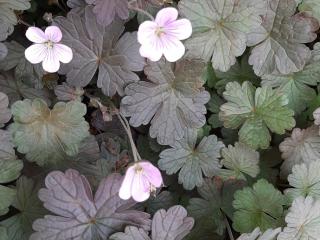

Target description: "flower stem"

left=128, top=4, right=155, bottom=21
left=18, top=18, right=32, bottom=27
left=224, top=215, right=234, bottom=240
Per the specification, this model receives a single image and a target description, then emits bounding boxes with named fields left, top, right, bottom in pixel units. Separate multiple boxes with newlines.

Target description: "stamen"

left=45, top=40, right=54, bottom=48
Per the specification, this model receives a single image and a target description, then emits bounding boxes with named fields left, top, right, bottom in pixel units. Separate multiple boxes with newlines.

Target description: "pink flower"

left=25, top=26, right=73, bottom=73
left=138, top=7, right=192, bottom=62
left=119, top=161, right=163, bottom=202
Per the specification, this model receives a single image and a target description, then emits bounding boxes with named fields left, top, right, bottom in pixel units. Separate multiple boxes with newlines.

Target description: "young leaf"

left=30, top=169, right=151, bottom=240
left=299, top=0, right=320, bottom=23
left=85, top=0, right=129, bottom=26
left=219, top=142, right=260, bottom=181
left=278, top=196, right=320, bottom=240
left=248, top=0, right=319, bottom=76
left=54, top=83, right=84, bottom=102
left=110, top=205, right=194, bottom=240
left=233, top=179, right=285, bottom=233
left=219, top=81, right=295, bottom=149
left=0, top=177, right=47, bottom=240
left=54, top=6, right=144, bottom=97
left=0, top=92, right=11, bottom=127
left=158, top=129, right=224, bottom=190
left=285, top=161, right=320, bottom=202
left=279, top=126, right=320, bottom=178
left=0, top=130, right=22, bottom=216
left=261, top=46, right=320, bottom=114
left=9, top=99, right=90, bottom=166
left=188, top=178, right=246, bottom=236
left=121, top=59, right=210, bottom=146
left=178, top=0, right=264, bottom=72
left=237, top=227, right=281, bottom=240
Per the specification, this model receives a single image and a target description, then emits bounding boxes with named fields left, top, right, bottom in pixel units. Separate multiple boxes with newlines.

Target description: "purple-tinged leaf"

left=85, top=0, right=129, bottom=26
left=54, top=6, right=144, bottom=97
left=121, top=59, right=210, bottom=145
left=30, top=169, right=151, bottom=240
left=110, top=205, right=194, bottom=240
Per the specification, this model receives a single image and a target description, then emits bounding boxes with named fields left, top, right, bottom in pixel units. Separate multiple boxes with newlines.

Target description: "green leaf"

left=233, top=179, right=285, bottom=233
left=158, top=129, right=225, bottom=190
left=0, top=41, right=44, bottom=89
left=207, top=93, right=224, bottom=128
left=0, top=227, right=7, bottom=240
left=0, top=0, right=31, bottom=25
left=0, top=185, right=16, bottom=216
left=0, top=92, right=11, bottom=127
left=0, top=130, right=22, bottom=216
left=261, top=48, right=320, bottom=114
left=237, top=227, right=281, bottom=240
left=219, top=81, right=295, bottom=149
left=9, top=99, right=90, bottom=166
left=215, top=54, right=260, bottom=94
left=178, top=0, right=264, bottom=72
left=0, top=72, right=52, bottom=106
left=299, top=0, right=320, bottom=23
left=0, top=176, right=47, bottom=240
left=279, top=126, right=320, bottom=178
left=188, top=178, right=246, bottom=236
left=285, top=161, right=320, bottom=203
left=219, top=142, right=260, bottom=181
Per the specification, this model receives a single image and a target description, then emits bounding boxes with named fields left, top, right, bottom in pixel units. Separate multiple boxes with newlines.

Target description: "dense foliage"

left=1, top=0, right=320, bottom=239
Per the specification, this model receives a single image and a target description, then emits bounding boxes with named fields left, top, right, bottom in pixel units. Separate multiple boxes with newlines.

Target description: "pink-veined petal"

left=26, top=27, right=47, bottom=43
left=138, top=20, right=157, bottom=44
left=131, top=173, right=150, bottom=202
left=162, top=37, right=185, bottom=62
left=53, top=44, right=73, bottom=63
left=165, top=19, right=192, bottom=40
left=139, top=43, right=163, bottom=62
left=119, top=166, right=135, bottom=200
left=140, top=162, right=163, bottom=188
left=155, top=7, right=178, bottom=26
left=25, top=44, right=47, bottom=64
left=45, top=26, right=62, bottom=43
left=42, top=48, right=60, bottom=73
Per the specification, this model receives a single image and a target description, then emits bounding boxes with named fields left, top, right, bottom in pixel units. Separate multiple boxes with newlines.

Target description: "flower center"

left=155, top=27, right=165, bottom=37
left=134, top=164, right=144, bottom=173
left=45, top=40, right=54, bottom=49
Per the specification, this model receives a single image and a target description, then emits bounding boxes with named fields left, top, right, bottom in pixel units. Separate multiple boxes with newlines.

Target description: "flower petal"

left=155, top=7, right=178, bottom=26
left=42, top=48, right=60, bottom=73
left=138, top=20, right=157, bottom=44
left=131, top=173, right=150, bottom=202
left=26, top=27, right=47, bottom=43
left=166, top=19, right=193, bottom=40
left=139, top=43, right=163, bottom=62
left=53, top=44, right=73, bottom=63
left=25, top=44, right=47, bottom=64
left=45, top=26, right=62, bottom=43
left=140, top=162, right=163, bottom=188
left=162, top=38, right=185, bottom=62
left=119, top=166, right=135, bottom=200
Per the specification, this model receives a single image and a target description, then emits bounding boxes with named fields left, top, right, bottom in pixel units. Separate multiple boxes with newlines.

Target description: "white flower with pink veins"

left=25, top=26, right=73, bottom=73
